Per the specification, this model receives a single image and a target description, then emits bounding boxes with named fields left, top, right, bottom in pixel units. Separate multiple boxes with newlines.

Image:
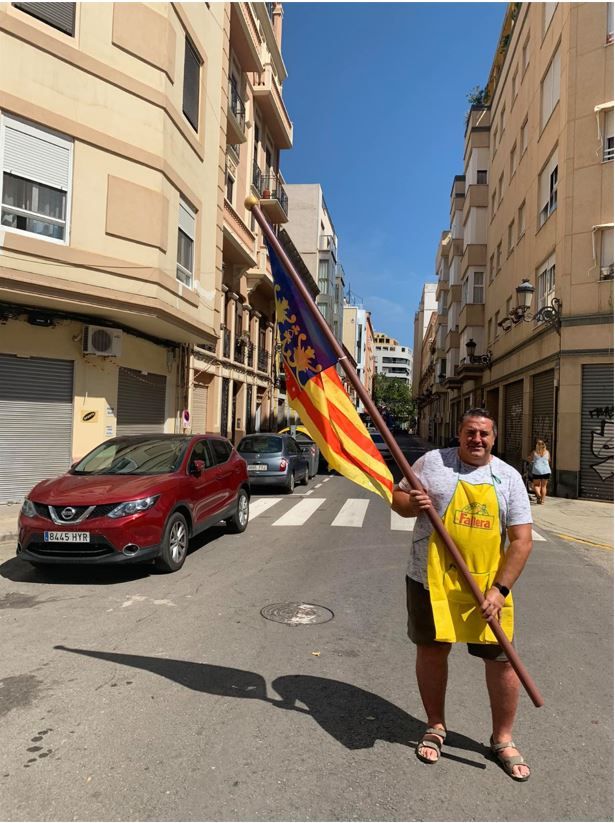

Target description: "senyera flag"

left=265, top=238, right=393, bottom=504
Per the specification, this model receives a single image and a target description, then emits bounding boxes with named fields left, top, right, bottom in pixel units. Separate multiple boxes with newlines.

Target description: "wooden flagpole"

left=247, top=196, right=543, bottom=708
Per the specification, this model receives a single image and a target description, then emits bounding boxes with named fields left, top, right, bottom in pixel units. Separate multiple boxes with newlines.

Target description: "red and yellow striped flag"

left=266, top=238, right=393, bottom=503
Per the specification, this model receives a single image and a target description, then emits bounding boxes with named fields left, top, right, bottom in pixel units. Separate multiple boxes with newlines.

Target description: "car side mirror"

left=191, top=459, right=206, bottom=476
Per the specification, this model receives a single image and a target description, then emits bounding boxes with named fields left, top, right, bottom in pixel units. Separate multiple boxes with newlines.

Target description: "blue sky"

left=280, top=2, right=506, bottom=348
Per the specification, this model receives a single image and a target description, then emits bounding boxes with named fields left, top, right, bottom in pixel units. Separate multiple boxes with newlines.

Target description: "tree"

left=372, top=374, right=415, bottom=427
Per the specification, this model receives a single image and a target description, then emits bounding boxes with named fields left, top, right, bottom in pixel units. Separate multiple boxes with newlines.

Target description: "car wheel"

left=155, top=512, right=189, bottom=573
left=301, top=465, right=309, bottom=486
left=226, top=489, right=249, bottom=534
left=285, top=471, right=295, bottom=494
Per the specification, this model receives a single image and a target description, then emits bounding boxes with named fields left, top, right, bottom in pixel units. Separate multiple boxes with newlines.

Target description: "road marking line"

left=531, top=529, right=546, bottom=542
left=249, top=498, right=283, bottom=519
left=390, top=510, right=416, bottom=531
left=322, top=477, right=331, bottom=483
left=314, top=483, right=323, bottom=488
left=305, top=489, right=314, bottom=496
left=554, top=532, right=613, bottom=550
left=331, top=498, right=370, bottom=528
left=272, top=498, right=325, bottom=526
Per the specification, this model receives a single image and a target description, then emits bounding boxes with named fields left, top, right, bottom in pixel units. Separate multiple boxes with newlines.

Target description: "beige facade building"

left=342, top=305, right=374, bottom=408
left=415, top=2, right=614, bottom=500
left=0, top=2, right=295, bottom=503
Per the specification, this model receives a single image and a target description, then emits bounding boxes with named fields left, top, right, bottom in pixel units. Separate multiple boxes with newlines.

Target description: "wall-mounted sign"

left=105, top=425, right=114, bottom=437
left=182, top=409, right=191, bottom=428
left=82, top=410, right=98, bottom=422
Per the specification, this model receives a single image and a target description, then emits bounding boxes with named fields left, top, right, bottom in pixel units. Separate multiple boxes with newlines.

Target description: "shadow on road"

left=54, top=646, right=486, bottom=766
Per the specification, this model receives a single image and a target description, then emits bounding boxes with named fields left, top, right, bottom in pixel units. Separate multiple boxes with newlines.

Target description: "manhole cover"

left=260, top=602, right=334, bottom=626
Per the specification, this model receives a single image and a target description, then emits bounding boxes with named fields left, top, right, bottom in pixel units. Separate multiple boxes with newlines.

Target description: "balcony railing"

left=259, top=173, right=288, bottom=217
left=257, top=349, right=270, bottom=373
left=234, top=337, right=245, bottom=363
left=229, top=84, right=245, bottom=130
left=246, top=343, right=254, bottom=367
left=222, top=327, right=231, bottom=359
left=252, top=160, right=263, bottom=192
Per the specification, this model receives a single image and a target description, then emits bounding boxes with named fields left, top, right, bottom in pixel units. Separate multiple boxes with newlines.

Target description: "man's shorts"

left=406, top=576, right=510, bottom=662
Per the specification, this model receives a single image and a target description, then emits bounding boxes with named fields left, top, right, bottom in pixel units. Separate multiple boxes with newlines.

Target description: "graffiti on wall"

left=588, top=406, right=614, bottom=482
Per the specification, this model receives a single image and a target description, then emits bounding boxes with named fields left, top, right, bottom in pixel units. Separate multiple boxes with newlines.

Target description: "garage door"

left=116, top=367, right=166, bottom=436
left=191, top=381, right=209, bottom=433
left=580, top=364, right=614, bottom=501
left=504, top=380, right=524, bottom=472
left=0, top=354, right=74, bottom=503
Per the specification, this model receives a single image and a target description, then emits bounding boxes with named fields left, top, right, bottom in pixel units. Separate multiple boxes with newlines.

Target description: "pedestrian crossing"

left=248, top=494, right=547, bottom=540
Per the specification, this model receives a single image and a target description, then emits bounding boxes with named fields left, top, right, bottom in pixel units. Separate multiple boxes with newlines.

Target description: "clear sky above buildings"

left=281, top=2, right=506, bottom=347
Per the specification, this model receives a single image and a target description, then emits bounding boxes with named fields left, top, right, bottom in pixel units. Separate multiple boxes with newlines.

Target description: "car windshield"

left=237, top=435, right=282, bottom=454
left=370, top=433, right=385, bottom=444
left=72, top=438, right=188, bottom=475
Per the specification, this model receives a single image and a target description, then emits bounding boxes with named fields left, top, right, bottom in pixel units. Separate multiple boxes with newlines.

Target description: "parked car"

left=17, top=434, right=249, bottom=573
left=277, top=425, right=320, bottom=477
left=237, top=433, right=309, bottom=493
left=369, top=431, right=392, bottom=458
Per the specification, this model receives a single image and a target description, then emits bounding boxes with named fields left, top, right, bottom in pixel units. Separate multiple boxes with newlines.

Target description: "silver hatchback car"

left=237, top=434, right=310, bottom=493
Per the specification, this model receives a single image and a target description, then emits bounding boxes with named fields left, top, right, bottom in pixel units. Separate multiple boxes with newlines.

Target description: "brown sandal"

left=416, top=727, right=446, bottom=764
left=490, top=736, right=531, bottom=781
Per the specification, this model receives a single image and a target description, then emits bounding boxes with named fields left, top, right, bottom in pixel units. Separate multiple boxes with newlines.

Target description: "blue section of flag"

left=266, top=237, right=338, bottom=387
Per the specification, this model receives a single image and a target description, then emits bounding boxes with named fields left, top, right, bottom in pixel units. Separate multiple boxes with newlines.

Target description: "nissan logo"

left=61, top=507, right=76, bottom=521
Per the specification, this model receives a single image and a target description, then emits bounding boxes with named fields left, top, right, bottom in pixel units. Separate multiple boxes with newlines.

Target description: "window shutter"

left=606, top=109, right=614, bottom=139
left=178, top=198, right=196, bottom=239
left=13, top=2, right=75, bottom=35
left=2, top=116, right=71, bottom=190
left=182, top=37, right=200, bottom=131
left=539, top=150, right=558, bottom=207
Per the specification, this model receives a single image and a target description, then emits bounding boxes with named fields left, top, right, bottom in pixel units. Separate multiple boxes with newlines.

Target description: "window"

left=177, top=197, right=195, bottom=287
left=489, top=253, right=495, bottom=282
left=491, top=190, right=497, bottom=219
left=543, top=2, right=557, bottom=34
left=13, top=2, right=75, bottom=35
left=512, top=67, right=519, bottom=102
left=188, top=441, right=214, bottom=472
left=518, top=201, right=526, bottom=239
left=600, top=227, right=614, bottom=279
left=225, top=166, right=235, bottom=204
left=488, top=318, right=493, bottom=343
left=522, top=35, right=530, bottom=73
left=604, top=109, right=614, bottom=161
left=538, top=151, right=558, bottom=226
left=496, top=241, right=502, bottom=271
left=537, top=255, right=555, bottom=309
left=506, top=295, right=512, bottom=317
left=541, top=46, right=560, bottom=129
left=608, top=2, right=614, bottom=43
left=0, top=115, right=72, bottom=242
left=508, top=220, right=515, bottom=254
left=473, top=271, right=484, bottom=304
left=183, top=36, right=201, bottom=132
left=477, top=169, right=488, bottom=184
left=498, top=172, right=504, bottom=204
left=510, top=142, right=517, bottom=179
left=211, top=439, right=232, bottom=465
left=318, top=258, right=329, bottom=295
left=495, top=310, right=500, bottom=335
left=499, top=105, right=506, bottom=138
left=520, top=117, right=528, bottom=155
left=492, top=126, right=499, bottom=157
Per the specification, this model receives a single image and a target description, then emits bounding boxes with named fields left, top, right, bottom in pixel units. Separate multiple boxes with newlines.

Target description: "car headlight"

left=107, top=496, right=159, bottom=519
left=21, top=498, right=37, bottom=517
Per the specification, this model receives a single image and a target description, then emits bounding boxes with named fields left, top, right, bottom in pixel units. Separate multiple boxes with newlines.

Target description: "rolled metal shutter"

left=0, top=354, right=73, bottom=503
left=580, top=364, right=614, bottom=501
left=191, top=382, right=208, bottom=433
left=531, top=370, right=555, bottom=449
left=3, top=114, right=72, bottom=190
left=504, top=380, right=524, bottom=471
left=116, top=367, right=166, bottom=436
left=13, top=3, right=76, bottom=35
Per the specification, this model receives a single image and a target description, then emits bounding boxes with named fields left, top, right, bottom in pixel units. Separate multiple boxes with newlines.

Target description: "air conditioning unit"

left=83, top=325, right=122, bottom=356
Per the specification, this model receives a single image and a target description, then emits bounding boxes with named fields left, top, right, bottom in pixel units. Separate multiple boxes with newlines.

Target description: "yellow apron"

left=426, top=471, right=514, bottom=644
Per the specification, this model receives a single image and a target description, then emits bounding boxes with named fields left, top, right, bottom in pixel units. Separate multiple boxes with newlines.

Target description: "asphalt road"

left=0, top=455, right=612, bottom=821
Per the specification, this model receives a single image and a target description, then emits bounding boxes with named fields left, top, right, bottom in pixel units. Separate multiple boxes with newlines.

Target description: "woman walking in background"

left=528, top=439, right=551, bottom=504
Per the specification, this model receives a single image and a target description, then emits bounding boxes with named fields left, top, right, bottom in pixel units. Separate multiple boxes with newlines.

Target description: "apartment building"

left=0, top=2, right=226, bottom=502
left=416, top=2, right=613, bottom=500
left=342, top=305, right=374, bottom=408
left=413, top=283, right=437, bottom=437
left=373, top=331, right=413, bottom=386
left=284, top=183, right=346, bottom=343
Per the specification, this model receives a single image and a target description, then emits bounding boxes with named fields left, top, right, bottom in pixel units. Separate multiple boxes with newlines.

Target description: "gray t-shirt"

left=398, top=448, right=532, bottom=587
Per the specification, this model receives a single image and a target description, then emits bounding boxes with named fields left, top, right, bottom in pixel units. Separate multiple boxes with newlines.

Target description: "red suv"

left=17, top=434, right=249, bottom=572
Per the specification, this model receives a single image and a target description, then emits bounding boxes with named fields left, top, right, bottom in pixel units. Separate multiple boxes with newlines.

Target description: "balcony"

left=319, top=234, right=337, bottom=255
left=223, top=198, right=257, bottom=268
left=230, top=3, right=263, bottom=73
left=257, top=349, right=270, bottom=373
left=461, top=243, right=487, bottom=277
left=459, top=302, right=485, bottom=332
left=227, top=84, right=247, bottom=145
left=246, top=343, right=254, bottom=368
left=462, top=183, right=488, bottom=224
left=258, top=172, right=288, bottom=223
left=252, top=160, right=263, bottom=193
left=252, top=64, right=293, bottom=149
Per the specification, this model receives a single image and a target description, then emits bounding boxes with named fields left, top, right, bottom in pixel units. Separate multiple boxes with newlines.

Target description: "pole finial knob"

left=245, top=194, right=259, bottom=210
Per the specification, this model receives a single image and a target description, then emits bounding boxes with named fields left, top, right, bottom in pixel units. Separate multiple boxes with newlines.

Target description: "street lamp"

left=498, top=278, right=562, bottom=333
left=465, top=338, right=492, bottom=367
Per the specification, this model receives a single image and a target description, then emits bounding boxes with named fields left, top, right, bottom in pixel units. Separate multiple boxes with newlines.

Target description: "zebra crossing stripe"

left=272, top=498, right=325, bottom=526
left=249, top=498, right=283, bottom=520
left=331, top=498, right=370, bottom=528
left=532, top=529, right=546, bottom=542
left=390, top=510, right=416, bottom=532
